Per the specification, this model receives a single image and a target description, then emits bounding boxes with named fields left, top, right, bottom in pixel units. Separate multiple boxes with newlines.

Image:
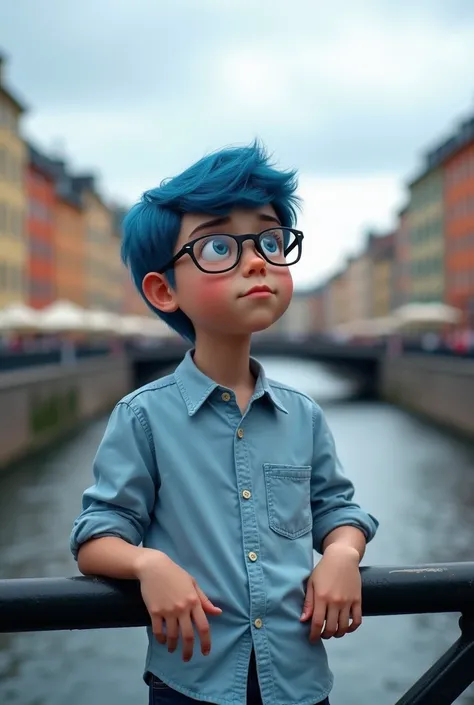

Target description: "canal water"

left=1, top=358, right=474, bottom=705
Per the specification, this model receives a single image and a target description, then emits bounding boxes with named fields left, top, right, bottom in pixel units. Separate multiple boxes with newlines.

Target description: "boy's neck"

left=192, top=331, right=255, bottom=392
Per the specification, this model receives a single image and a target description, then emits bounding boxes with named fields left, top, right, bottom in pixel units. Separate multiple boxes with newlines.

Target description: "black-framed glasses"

left=157, top=227, right=304, bottom=274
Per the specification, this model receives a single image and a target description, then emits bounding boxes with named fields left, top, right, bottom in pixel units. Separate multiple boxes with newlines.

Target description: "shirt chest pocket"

left=263, top=464, right=312, bottom=539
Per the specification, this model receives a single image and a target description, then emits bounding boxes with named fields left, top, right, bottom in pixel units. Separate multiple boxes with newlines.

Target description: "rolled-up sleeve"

left=70, top=401, right=158, bottom=560
left=310, top=404, right=378, bottom=553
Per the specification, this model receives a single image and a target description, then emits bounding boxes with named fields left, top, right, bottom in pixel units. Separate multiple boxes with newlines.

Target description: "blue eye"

left=200, top=236, right=235, bottom=262
left=261, top=234, right=280, bottom=255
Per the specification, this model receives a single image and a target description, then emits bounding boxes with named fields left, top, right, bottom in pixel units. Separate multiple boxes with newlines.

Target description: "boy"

left=70, top=142, right=378, bottom=705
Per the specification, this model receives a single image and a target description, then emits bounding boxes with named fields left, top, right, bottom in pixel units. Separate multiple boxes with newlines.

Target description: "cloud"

left=293, top=174, right=404, bottom=288
left=1, top=0, right=474, bottom=288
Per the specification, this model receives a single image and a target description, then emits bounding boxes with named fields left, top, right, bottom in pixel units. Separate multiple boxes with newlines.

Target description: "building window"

left=0, top=103, right=17, bottom=131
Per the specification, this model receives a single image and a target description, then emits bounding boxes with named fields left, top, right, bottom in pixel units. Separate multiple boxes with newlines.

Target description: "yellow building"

left=0, top=55, right=27, bottom=308
left=345, top=253, right=372, bottom=323
left=272, top=290, right=316, bottom=337
left=75, top=177, right=124, bottom=312
left=406, top=167, right=444, bottom=303
left=324, top=269, right=350, bottom=333
left=369, top=232, right=395, bottom=317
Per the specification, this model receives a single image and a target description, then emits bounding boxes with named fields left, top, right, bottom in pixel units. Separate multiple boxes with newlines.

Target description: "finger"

left=347, top=602, right=362, bottom=633
left=152, top=617, right=166, bottom=645
left=321, top=605, right=339, bottom=639
left=309, top=600, right=326, bottom=642
left=179, top=612, right=195, bottom=662
left=300, top=580, right=314, bottom=622
left=334, top=606, right=351, bottom=638
left=195, top=586, right=222, bottom=615
left=192, top=603, right=212, bottom=656
left=165, top=616, right=179, bottom=653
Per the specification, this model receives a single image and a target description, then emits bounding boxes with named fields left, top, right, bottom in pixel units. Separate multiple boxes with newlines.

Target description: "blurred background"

left=1, top=1, right=474, bottom=704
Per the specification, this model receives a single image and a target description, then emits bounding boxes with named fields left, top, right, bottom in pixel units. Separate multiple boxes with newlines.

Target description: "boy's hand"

left=135, top=549, right=222, bottom=662
left=300, top=544, right=362, bottom=642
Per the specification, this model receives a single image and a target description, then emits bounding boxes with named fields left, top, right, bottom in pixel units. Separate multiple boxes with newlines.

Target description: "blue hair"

left=121, top=141, right=300, bottom=342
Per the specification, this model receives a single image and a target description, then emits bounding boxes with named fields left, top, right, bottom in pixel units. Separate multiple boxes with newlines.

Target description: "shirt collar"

left=174, top=349, right=288, bottom=416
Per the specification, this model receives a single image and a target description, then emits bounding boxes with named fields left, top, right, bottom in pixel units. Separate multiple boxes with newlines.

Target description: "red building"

left=427, top=116, right=474, bottom=323
left=26, top=145, right=56, bottom=308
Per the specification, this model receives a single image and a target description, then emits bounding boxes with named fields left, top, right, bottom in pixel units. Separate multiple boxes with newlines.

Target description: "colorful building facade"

left=276, top=289, right=319, bottom=337
left=307, top=284, right=326, bottom=334
left=443, top=118, right=474, bottom=323
left=26, top=145, right=56, bottom=308
left=55, top=167, right=85, bottom=306
left=76, top=177, right=123, bottom=312
left=122, top=270, right=151, bottom=316
left=406, top=167, right=444, bottom=304
left=370, top=232, right=395, bottom=317
left=324, top=269, right=350, bottom=332
left=345, top=251, right=372, bottom=322
left=393, top=206, right=410, bottom=308
left=0, top=55, right=27, bottom=308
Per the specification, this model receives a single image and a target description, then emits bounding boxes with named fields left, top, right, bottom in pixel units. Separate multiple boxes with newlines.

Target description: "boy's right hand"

left=135, top=548, right=222, bottom=662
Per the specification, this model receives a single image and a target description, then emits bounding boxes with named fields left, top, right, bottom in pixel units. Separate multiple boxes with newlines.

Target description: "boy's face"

left=144, top=205, right=294, bottom=338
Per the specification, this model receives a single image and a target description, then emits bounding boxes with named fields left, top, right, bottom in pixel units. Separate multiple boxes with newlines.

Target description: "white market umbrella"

left=0, top=303, right=42, bottom=332
left=0, top=311, right=9, bottom=332
left=115, top=315, right=171, bottom=338
left=114, top=315, right=146, bottom=337
left=392, top=303, right=462, bottom=328
left=85, top=309, right=121, bottom=334
left=39, top=300, right=89, bottom=333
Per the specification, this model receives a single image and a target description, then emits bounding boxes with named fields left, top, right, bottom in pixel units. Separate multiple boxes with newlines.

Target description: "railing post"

left=394, top=613, right=474, bottom=705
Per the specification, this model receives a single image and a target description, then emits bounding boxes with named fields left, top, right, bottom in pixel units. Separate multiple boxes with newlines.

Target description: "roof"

left=371, top=232, right=395, bottom=260
left=0, top=54, right=27, bottom=113
left=27, top=144, right=57, bottom=181
left=408, top=113, right=474, bottom=185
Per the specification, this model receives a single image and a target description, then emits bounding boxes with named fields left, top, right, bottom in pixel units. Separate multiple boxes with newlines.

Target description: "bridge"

left=1, top=562, right=473, bottom=704
left=130, top=335, right=383, bottom=395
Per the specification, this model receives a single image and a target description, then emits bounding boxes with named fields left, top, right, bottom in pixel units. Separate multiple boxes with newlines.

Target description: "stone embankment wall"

left=0, top=354, right=131, bottom=470
left=380, top=354, right=474, bottom=438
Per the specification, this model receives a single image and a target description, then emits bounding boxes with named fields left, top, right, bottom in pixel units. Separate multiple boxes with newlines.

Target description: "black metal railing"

left=1, top=563, right=474, bottom=705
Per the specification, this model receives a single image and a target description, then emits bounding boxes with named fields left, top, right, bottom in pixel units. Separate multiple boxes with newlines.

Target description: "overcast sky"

left=2, top=0, right=474, bottom=289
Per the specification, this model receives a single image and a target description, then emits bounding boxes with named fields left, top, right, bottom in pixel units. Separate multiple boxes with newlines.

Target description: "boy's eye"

left=260, top=231, right=284, bottom=258
left=261, top=235, right=279, bottom=254
left=199, top=236, right=236, bottom=262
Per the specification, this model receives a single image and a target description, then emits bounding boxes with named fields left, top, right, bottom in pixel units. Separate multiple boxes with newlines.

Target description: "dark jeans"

left=148, top=650, right=330, bottom=704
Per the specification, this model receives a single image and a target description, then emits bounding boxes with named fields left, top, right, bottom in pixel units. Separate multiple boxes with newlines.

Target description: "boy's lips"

left=240, top=285, right=274, bottom=297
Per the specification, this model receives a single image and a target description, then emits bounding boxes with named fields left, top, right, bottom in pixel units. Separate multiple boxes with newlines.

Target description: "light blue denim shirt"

left=71, top=350, right=378, bottom=705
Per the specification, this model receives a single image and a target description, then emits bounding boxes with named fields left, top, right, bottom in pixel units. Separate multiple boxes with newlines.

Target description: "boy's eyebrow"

left=189, top=216, right=231, bottom=238
left=188, top=213, right=282, bottom=239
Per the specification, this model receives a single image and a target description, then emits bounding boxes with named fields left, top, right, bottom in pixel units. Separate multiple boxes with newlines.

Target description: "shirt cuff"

left=70, top=510, right=143, bottom=561
left=312, top=509, right=379, bottom=554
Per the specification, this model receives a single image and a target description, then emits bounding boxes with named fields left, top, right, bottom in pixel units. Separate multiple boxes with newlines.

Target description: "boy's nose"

left=240, top=244, right=267, bottom=277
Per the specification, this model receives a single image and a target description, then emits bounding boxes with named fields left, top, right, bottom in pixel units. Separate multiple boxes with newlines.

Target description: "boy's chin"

left=242, top=316, right=280, bottom=335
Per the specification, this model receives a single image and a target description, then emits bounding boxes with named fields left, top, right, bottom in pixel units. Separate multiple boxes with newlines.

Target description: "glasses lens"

left=195, top=235, right=239, bottom=272
left=259, top=228, right=299, bottom=265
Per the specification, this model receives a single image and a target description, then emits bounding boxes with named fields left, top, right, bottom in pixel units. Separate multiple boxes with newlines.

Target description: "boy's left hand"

left=300, top=544, right=362, bottom=642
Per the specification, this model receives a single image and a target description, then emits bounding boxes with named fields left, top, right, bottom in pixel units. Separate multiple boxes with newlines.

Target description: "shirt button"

left=254, top=618, right=263, bottom=629
left=242, top=489, right=252, bottom=500
left=248, top=551, right=258, bottom=562
left=237, top=428, right=244, bottom=439
left=221, top=392, right=231, bottom=402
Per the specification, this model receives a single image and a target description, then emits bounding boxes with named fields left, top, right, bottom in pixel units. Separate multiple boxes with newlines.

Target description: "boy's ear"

left=142, top=272, right=179, bottom=313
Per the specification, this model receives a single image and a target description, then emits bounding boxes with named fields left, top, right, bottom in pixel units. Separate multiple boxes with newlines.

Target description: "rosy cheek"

left=274, top=269, right=294, bottom=298
left=190, top=276, right=231, bottom=314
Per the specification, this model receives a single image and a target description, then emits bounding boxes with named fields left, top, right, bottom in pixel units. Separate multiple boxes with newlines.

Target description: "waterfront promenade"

left=0, top=357, right=473, bottom=705
left=1, top=336, right=473, bottom=471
